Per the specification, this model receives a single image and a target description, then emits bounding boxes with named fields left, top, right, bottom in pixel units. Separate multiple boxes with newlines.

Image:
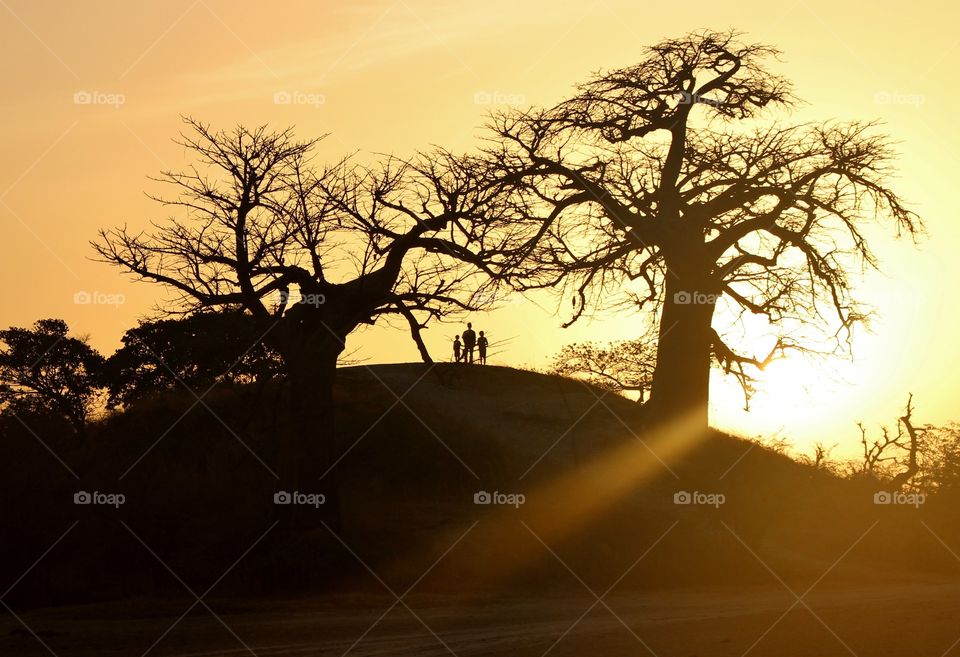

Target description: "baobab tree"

left=95, top=119, right=504, bottom=499
left=484, top=30, right=921, bottom=428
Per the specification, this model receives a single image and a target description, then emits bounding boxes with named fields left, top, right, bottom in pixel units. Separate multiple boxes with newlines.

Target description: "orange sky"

left=2, top=0, right=958, bottom=454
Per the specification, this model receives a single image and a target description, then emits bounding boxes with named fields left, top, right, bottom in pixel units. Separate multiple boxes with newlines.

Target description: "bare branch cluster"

left=93, top=118, right=513, bottom=361
left=477, top=29, right=922, bottom=389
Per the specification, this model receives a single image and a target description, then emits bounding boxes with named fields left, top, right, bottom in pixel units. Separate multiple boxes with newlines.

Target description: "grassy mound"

left=2, top=364, right=957, bottom=608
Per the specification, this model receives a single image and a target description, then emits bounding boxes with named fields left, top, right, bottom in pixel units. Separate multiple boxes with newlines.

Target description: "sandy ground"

left=3, top=580, right=960, bottom=657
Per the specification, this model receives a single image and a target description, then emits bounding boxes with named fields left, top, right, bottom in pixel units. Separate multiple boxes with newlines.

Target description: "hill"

left=1, top=364, right=957, bottom=609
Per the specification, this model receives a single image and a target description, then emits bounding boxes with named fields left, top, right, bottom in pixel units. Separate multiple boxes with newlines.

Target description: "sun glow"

left=710, top=348, right=854, bottom=454
left=408, top=408, right=709, bottom=587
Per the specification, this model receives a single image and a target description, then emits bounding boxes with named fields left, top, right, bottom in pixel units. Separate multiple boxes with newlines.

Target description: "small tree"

left=549, top=337, right=655, bottom=402
left=856, top=394, right=924, bottom=491
left=102, top=310, right=284, bottom=408
left=919, top=424, right=960, bottom=494
left=0, top=319, right=105, bottom=438
left=800, top=441, right=838, bottom=472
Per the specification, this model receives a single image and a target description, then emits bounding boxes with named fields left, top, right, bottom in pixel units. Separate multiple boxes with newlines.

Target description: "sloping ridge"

left=1, top=364, right=953, bottom=607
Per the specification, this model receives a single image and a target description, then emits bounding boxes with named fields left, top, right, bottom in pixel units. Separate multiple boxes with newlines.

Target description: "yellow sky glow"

left=2, top=0, right=958, bottom=455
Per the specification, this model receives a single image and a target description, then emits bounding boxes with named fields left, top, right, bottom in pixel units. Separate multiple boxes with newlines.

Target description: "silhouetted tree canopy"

left=103, top=310, right=284, bottom=408
left=921, top=425, right=960, bottom=494
left=840, top=396, right=960, bottom=496
left=550, top=338, right=656, bottom=402
left=0, top=319, right=105, bottom=437
left=93, top=118, right=509, bottom=502
left=92, top=118, right=508, bottom=349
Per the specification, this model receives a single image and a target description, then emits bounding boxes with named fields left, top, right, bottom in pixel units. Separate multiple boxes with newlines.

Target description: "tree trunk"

left=276, top=323, right=345, bottom=530
left=644, top=267, right=717, bottom=430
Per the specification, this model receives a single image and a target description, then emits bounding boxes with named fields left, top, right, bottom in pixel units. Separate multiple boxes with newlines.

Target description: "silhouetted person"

left=453, top=335, right=462, bottom=363
left=477, top=331, right=488, bottom=365
left=462, top=322, right=476, bottom=363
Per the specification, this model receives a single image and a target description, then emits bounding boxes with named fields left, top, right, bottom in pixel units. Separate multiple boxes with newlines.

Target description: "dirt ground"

left=4, top=578, right=960, bottom=656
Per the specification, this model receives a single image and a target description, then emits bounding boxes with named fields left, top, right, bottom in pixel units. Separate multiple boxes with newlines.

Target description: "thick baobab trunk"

left=644, top=267, right=718, bottom=430
left=275, top=321, right=346, bottom=530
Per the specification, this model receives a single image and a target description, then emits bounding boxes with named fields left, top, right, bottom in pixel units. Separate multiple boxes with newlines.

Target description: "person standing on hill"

left=453, top=335, right=462, bottom=363
left=477, top=331, right=488, bottom=365
left=462, top=322, right=477, bottom=364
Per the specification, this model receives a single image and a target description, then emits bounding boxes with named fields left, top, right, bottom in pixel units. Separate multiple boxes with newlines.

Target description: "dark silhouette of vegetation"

left=5, top=364, right=960, bottom=612
left=103, top=310, right=283, bottom=409
left=549, top=337, right=656, bottom=402
left=782, top=395, right=960, bottom=496
left=0, top=319, right=104, bottom=438
left=3, top=30, right=958, bottom=654
left=93, top=119, right=506, bottom=518
left=855, top=394, right=922, bottom=490
left=920, top=424, right=960, bottom=494
left=482, top=29, right=922, bottom=429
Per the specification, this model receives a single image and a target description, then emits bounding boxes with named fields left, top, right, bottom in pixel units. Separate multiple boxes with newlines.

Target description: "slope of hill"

left=1, top=363, right=956, bottom=610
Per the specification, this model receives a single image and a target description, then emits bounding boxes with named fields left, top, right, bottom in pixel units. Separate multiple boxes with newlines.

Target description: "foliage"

left=0, top=319, right=105, bottom=435
left=102, top=310, right=284, bottom=408
left=549, top=338, right=655, bottom=400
